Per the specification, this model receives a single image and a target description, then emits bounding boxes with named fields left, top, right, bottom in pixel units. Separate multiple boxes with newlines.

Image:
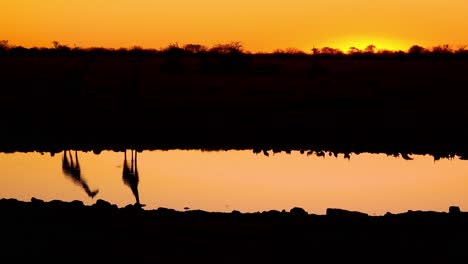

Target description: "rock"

left=30, top=197, right=44, bottom=204
left=449, top=206, right=461, bottom=214
left=290, top=207, right=308, bottom=216
left=231, top=210, right=241, bottom=215
left=92, top=199, right=118, bottom=210
left=69, top=200, right=85, bottom=209
left=48, top=199, right=69, bottom=209
left=155, top=207, right=178, bottom=215
left=326, top=208, right=368, bottom=218
left=70, top=200, right=84, bottom=206
left=124, top=203, right=144, bottom=210
left=263, top=210, right=282, bottom=216
left=405, top=210, right=442, bottom=218
left=185, top=209, right=209, bottom=216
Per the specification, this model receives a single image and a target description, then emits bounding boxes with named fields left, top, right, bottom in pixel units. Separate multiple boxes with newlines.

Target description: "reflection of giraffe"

left=123, top=150, right=144, bottom=206
left=62, top=150, right=99, bottom=198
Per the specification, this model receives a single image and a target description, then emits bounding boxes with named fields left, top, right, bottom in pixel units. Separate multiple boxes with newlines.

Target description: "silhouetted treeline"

left=1, top=40, right=467, bottom=59
left=1, top=41, right=468, bottom=158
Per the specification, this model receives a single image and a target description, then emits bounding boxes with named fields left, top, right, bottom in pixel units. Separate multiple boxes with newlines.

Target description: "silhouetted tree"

left=455, top=46, right=468, bottom=55
left=320, top=47, right=343, bottom=55
left=128, top=45, right=146, bottom=55
left=51, top=41, right=71, bottom=54
left=0, top=40, right=9, bottom=52
left=286, top=48, right=306, bottom=55
left=348, top=47, right=361, bottom=54
left=431, top=44, right=452, bottom=54
left=183, top=44, right=208, bottom=54
left=408, top=45, right=427, bottom=55
left=162, top=43, right=186, bottom=55
left=272, top=48, right=306, bottom=55
left=209, top=42, right=244, bottom=54
left=52, top=41, right=60, bottom=49
left=311, top=47, right=319, bottom=55
left=364, top=44, right=376, bottom=53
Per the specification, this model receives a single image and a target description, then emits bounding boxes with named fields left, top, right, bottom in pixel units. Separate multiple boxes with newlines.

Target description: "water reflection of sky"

left=1, top=150, right=468, bottom=215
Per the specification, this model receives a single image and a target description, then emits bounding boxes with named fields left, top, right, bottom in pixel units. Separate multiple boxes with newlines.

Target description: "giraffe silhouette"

left=123, top=150, right=144, bottom=207
left=62, top=150, right=99, bottom=198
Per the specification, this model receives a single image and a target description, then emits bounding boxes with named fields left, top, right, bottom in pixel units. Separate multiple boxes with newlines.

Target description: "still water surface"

left=1, top=150, right=468, bottom=215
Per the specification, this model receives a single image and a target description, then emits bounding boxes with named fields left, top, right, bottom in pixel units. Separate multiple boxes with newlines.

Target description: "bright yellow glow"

left=329, top=36, right=412, bottom=52
left=2, top=150, right=468, bottom=215
left=1, top=0, right=468, bottom=52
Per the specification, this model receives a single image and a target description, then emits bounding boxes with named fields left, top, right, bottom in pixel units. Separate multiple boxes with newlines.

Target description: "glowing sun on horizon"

left=330, top=36, right=412, bottom=53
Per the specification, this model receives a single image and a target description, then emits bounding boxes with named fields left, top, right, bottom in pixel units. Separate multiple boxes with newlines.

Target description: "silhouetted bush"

left=9, top=45, right=29, bottom=55
left=348, top=46, right=361, bottom=55
left=320, top=47, right=343, bottom=55
left=431, top=44, right=452, bottom=54
left=0, top=40, right=9, bottom=54
left=161, top=43, right=187, bottom=56
left=183, top=44, right=208, bottom=54
left=209, top=42, right=244, bottom=54
left=364, top=44, right=376, bottom=54
left=408, top=45, right=427, bottom=56
left=455, top=47, right=468, bottom=57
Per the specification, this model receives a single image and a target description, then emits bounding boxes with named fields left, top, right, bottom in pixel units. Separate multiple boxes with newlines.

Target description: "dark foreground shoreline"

left=2, top=198, right=468, bottom=263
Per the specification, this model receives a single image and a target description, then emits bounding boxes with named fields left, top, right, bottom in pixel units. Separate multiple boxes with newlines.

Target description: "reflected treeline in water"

left=122, top=149, right=144, bottom=207
left=254, top=148, right=419, bottom=161
left=62, top=150, right=99, bottom=198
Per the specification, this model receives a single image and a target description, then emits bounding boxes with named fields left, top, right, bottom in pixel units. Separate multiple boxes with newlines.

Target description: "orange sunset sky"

left=1, top=0, right=468, bottom=52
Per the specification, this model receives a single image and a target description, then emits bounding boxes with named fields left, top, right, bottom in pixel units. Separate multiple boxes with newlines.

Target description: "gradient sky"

left=2, top=0, right=468, bottom=52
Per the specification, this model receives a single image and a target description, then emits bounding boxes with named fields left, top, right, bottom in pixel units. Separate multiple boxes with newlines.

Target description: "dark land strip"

left=1, top=53, right=468, bottom=159
left=1, top=198, right=467, bottom=263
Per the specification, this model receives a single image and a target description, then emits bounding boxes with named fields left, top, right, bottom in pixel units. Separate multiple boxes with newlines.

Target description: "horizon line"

left=1, top=40, right=467, bottom=55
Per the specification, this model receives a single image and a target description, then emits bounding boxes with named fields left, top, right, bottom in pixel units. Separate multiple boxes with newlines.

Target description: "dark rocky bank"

left=2, top=198, right=468, bottom=263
